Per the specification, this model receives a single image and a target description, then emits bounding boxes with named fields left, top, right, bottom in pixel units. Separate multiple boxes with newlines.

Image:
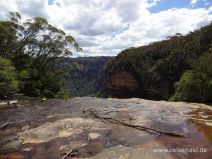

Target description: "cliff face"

left=107, top=70, right=139, bottom=98
left=105, top=24, right=212, bottom=101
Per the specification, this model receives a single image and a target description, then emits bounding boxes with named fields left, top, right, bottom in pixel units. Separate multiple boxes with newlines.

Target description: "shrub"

left=0, top=57, right=19, bottom=98
left=56, top=89, right=71, bottom=99
left=170, top=71, right=208, bottom=102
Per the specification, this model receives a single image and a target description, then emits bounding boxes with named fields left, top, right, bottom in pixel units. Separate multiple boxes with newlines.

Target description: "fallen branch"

left=89, top=110, right=184, bottom=137
left=61, top=148, right=74, bottom=159
left=0, top=117, right=11, bottom=129
left=0, top=118, right=31, bottom=130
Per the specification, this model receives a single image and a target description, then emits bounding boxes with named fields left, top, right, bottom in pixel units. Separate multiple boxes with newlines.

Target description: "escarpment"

left=106, top=70, right=139, bottom=98
left=105, top=23, right=212, bottom=102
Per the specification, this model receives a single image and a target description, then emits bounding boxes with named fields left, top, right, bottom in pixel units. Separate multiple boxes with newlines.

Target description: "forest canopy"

left=106, top=23, right=212, bottom=103
left=0, top=12, right=81, bottom=98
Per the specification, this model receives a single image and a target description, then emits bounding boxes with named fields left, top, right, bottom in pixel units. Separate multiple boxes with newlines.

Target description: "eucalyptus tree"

left=0, top=12, right=81, bottom=70
left=0, top=12, right=82, bottom=98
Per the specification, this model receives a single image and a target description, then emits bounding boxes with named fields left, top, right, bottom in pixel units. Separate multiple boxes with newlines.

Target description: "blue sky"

left=48, top=0, right=212, bottom=13
left=0, top=0, right=212, bottom=56
left=48, top=0, right=55, bottom=5
left=150, top=0, right=212, bottom=13
left=150, top=0, right=211, bottom=13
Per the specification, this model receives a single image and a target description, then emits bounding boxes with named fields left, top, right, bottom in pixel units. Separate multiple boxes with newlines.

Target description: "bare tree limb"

left=89, top=110, right=184, bottom=137
left=0, top=118, right=31, bottom=130
left=61, top=148, right=74, bottom=159
left=0, top=117, right=11, bottom=129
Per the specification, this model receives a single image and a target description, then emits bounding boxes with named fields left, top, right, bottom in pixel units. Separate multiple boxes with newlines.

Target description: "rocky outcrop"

left=0, top=97, right=211, bottom=159
left=107, top=70, right=139, bottom=97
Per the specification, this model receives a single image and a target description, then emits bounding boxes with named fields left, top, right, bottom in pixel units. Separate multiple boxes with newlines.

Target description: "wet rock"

left=0, top=100, right=18, bottom=108
left=21, top=125, right=30, bottom=131
left=18, top=118, right=110, bottom=144
left=0, top=140, right=21, bottom=152
left=41, top=98, right=47, bottom=102
left=0, top=152, right=25, bottom=159
left=9, top=100, right=18, bottom=105
left=59, top=145, right=67, bottom=150
left=0, top=101, right=7, bottom=106
left=81, top=145, right=174, bottom=159
left=22, top=147, right=33, bottom=152
left=0, top=135, right=18, bottom=145
left=205, top=122, right=212, bottom=126
left=88, top=133, right=101, bottom=140
left=0, top=97, right=211, bottom=159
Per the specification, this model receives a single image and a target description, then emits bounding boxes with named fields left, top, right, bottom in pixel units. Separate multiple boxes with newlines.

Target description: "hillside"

left=61, top=56, right=113, bottom=97
left=106, top=23, right=212, bottom=102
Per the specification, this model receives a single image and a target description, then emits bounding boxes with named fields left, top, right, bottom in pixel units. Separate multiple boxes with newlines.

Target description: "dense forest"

left=60, top=56, right=112, bottom=97
left=0, top=12, right=81, bottom=99
left=106, top=23, right=212, bottom=103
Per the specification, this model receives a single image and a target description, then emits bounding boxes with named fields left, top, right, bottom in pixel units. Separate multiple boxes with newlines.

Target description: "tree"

left=0, top=12, right=82, bottom=98
left=0, top=57, right=19, bottom=98
left=106, top=23, right=212, bottom=101
left=170, top=71, right=208, bottom=102
left=171, top=49, right=212, bottom=102
left=0, top=12, right=20, bottom=59
left=0, top=12, right=82, bottom=70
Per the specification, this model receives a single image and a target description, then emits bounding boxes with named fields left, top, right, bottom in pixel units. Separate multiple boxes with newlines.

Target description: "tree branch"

left=61, top=148, right=74, bottom=159
left=89, top=110, right=184, bottom=137
left=0, top=117, right=11, bottom=129
left=0, top=118, right=31, bottom=130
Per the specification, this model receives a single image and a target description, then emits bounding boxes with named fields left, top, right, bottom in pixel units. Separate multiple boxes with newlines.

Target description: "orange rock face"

left=106, top=70, right=139, bottom=97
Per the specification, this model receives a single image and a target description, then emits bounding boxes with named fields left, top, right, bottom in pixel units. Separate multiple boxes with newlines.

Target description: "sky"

left=0, top=0, right=211, bottom=57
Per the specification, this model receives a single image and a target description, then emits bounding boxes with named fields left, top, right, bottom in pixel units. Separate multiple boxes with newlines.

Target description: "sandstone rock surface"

left=0, top=97, right=211, bottom=159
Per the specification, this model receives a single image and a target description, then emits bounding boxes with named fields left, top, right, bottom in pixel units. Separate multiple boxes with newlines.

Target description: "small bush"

left=170, top=71, right=208, bottom=102
left=56, top=89, right=71, bottom=99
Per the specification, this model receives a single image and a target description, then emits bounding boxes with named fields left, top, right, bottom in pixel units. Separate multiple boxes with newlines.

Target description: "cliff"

left=106, top=23, right=212, bottom=101
left=106, top=70, right=139, bottom=98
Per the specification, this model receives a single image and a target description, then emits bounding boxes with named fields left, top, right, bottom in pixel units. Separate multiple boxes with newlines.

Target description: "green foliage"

left=0, top=57, right=19, bottom=97
left=56, top=89, right=71, bottom=99
left=0, top=12, right=81, bottom=98
left=23, top=71, right=62, bottom=98
left=17, top=69, right=29, bottom=90
left=171, top=49, right=212, bottom=102
left=106, top=23, right=212, bottom=102
left=170, top=71, right=208, bottom=102
left=61, top=57, right=111, bottom=97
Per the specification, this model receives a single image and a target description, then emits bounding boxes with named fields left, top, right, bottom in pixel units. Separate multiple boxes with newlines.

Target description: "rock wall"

left=106, top=70, right=139, bottom=97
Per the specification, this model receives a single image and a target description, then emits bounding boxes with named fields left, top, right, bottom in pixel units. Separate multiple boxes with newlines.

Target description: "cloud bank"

left=0, top=0, right=211, bottom=56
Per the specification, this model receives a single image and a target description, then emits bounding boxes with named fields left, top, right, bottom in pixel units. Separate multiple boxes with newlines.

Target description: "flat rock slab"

left=82, top=145, right=175, bottom=159
left=19, top=118, right=109, bottom=144
left=0, top=97, right=211, bottom=159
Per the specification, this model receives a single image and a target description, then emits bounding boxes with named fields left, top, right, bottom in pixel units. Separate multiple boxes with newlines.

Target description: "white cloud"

left=190, top=0, right=198, bottom=5
left=0, top=0, right=211, bottom=56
